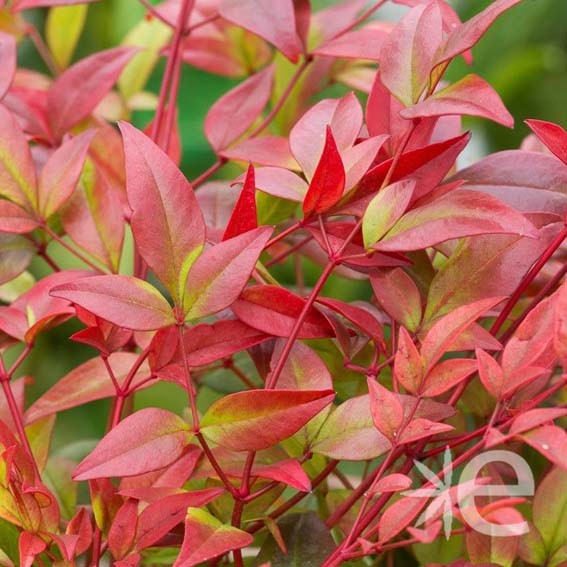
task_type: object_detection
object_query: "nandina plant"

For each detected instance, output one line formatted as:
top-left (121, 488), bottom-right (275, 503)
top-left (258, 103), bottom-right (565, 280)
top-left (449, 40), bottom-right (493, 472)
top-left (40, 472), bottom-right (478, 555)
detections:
top-left (0, 0), bottom-right (566, 565)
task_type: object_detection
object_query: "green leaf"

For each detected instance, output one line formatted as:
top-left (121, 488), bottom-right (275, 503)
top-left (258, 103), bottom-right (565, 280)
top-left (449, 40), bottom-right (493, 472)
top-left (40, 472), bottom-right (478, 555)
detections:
top-left (46, 4), bottom-right (88, 69)
top-left (533, 467), bottom-right (567, 558)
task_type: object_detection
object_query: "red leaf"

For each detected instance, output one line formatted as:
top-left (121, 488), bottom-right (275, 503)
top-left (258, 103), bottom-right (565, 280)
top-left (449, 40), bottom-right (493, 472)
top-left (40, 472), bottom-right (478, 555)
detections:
top-left (51, 275), bottom-right (175, 331)
top-left (184, 226), bottom-right (272, 319)
top-left (421, 358), bottom-right (478, 397)
top-left (200, 389), bottom-right (335, 451)
top-left (421, 297), bottom-right (505, 369)
top-left (303, 126), bottom-right (346, 216)
top-left (367, 377), bottom-right (404, 441)
top-left (174, 507), bottom-right (253, 567)
top-left (379, 2), bottom-right (443, 106)
top-left (0, 32), bottom-right (16, 99)
top-left (19, 532), bottom-right (47, 567)
top-left (38, 130), bottom-right (96, 219)
top-left (317, 297), bottom-right (385, 348)
top-left (342, 135), bottom-right (389, 191)
top-left (223, 163), bottom-right (257, 240)
top-left (526, 119), bottom-right (567, 165)
top-left (218, 0), bottom-right (301, 62)
top-left (108, 499), bottom-right (138, 560)
top-left (231, 285), bottom-right (334, 339)
top-left (204, 65), bottom-right (274, 151)
top-left (48, 47), bottom-right (137, 140)
top-left (290, 93), bottom-right (362, 180)
top-left (358, 132), bottom-right (470, 203)
top-left (74, 408), bottom-right (191, 480)
top-left (25, 353), bottom-right (150, 424)
top-left (401, 74), bottom-right (514, 128)
top-left (134, 489), bottom-right (224, 551)
top-left (119, 122), bottom-right (205, 304)
top-left (375, 189), bottom-right (539, 252)
top-left (180, 320), bottom-right (269, 367)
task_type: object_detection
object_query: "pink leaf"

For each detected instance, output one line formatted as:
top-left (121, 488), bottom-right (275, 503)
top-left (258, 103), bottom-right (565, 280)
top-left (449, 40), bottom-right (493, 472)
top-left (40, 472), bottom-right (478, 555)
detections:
top-left (0, 200), bottom-right (39, 234)
top-left (223, 163), bottom-right (257, 240)
top-left (38, 130), bottom-right (96, 219)
top-left (509, 408), bottom-right (567, 436)
top-left (421, 297), bottom-right (505, 369)
top-left (174, 507), bottom-right (253, 567)
top-left (218, 0), bottom-right (301, 62)
top-left (204, 65), bottom-right (274, 151)
top-left (48, 47), bottom-right (137, 140)
top-left (19, 532), bottom-right (47, 567)
top-left (254, 459), bottom-right (311, 492)
top-left (200, 389), bottom-right (335, 451)
top-left (219, 135), bottom-right (299, 170)
top-left (526, 119), bottom-right (567, 165)
top-left (119, 122), bottom-right (205, 305)
top-left (378, 495), bottom-right (429, 543)
top-left (250, 166), bottom-right (308, 202)
top-left (302, 126), bottom-right (346, 217)
top-left (313, 24), bottom-right (391, 61)
top-left (379, 1), bottom-right (443, 106)
top-left (367, 377), bottom-right (404, 441)
top-left (375, 189), bottom-right (539, 252)
top-left (371, 269), bottom-right (423, 332)
top-left (476, 348), bottom-right (504, 399)
top-left (401, 74), bottom-right (513, 128)
top-left (555, 282), bottom-right (567, 368)
top-left (432, 0), bottom-right (523, 74)
top-left (51, 275), bottom-right (175, 331)
top-left (12, 0), bottom-right (98, 10)
top-left (394, 327), bottom-right (423, 395)
top-left (108, 499), bottom-right (138, 560)
top-left (342, 135), bottom-right (389, 191)
top-left (0, 32), bottom-right (16, 99)
top-left (520, 425), bottom-right (567, 471)
top-left (25, 353), bottom-right (150, 424)
top-left (74, 408), bottom-right (191, 480)
top-left (232, 285), bottom-right (334, 339)
top-left (184, 226), bottom-right (272, 319)
top-left (398, 417), bottom-right (453, 444)
top-left (370, 473), bottom-right (413, 496)
top-left (312, 395), bottom-right (392, 461)
top-left (290, 93), bottom-right (362, 180)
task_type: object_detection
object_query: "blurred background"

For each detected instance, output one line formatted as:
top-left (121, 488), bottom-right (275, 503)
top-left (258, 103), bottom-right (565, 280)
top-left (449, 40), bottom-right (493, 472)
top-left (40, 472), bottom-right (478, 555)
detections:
top-left (6, 0), bottom-right (566, 450)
